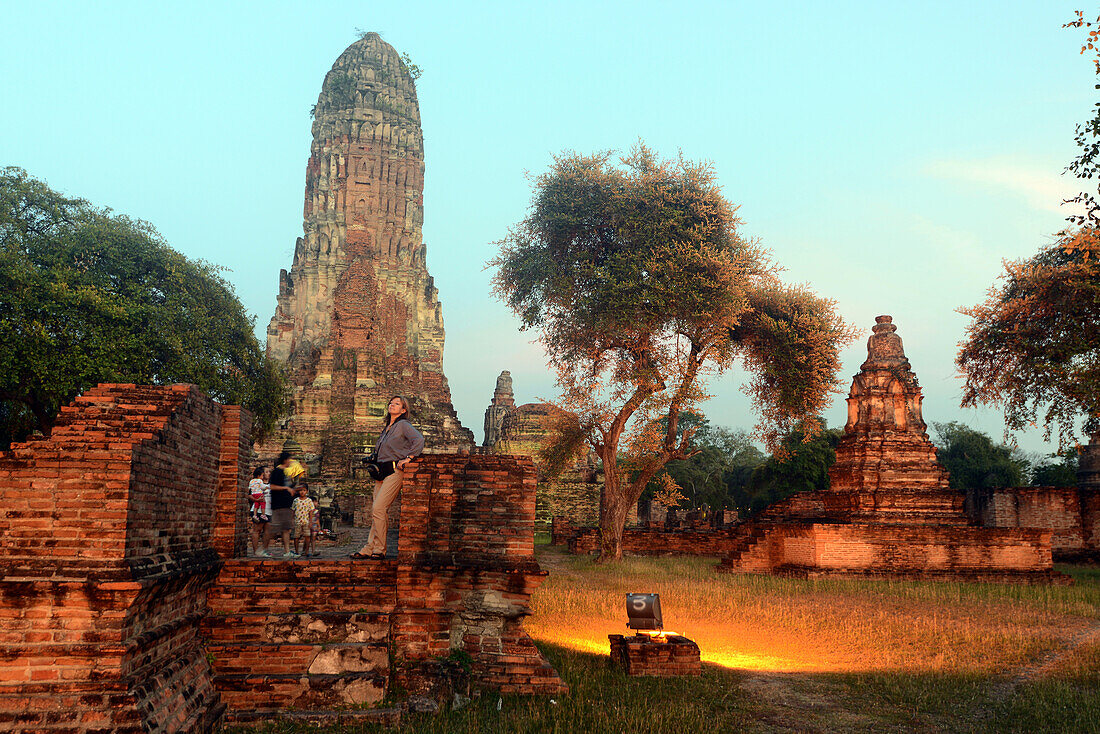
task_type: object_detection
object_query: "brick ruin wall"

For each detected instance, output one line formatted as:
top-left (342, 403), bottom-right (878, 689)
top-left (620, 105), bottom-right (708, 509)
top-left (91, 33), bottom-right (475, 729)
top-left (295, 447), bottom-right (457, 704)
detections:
top-left (0, 384), bottom-right (248, 733)
top-left (550, 517), bottom-right (742, 557)
top-left (537, 480), bottom-right (603, 530)
top-left (718, 522), bottom-right (1066, 583)
top-left (0, 385), bottom-right (563, 733)
top-left (974, 486), bottom-right (1100, 561)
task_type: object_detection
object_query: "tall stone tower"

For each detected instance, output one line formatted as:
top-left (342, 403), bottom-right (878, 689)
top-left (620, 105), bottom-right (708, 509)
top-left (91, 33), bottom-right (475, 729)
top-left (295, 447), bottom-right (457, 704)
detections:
top-left (266, 33), bottom-right (474, 457)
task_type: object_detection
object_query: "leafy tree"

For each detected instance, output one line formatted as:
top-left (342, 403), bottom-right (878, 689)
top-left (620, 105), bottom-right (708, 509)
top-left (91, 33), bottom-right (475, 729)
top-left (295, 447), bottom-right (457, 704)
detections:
top-left (0, 167), bottom-right (287, 448)
top-left (956, 232), bottom-right (1100, 450)
top-left (648, 413), bottom-right (764, 511)
top-left (932, 422), bottom-right (1028, 493)
top-left (1030, 451), bottom-right (1079, 487)
top-left (491, 145), bottom-right (852, 560)
top-left (744, 420), bottom-right (841, 515)
top-left (957, 16), bottom-right (1100, 449)
top-left (1063, 11), bottom-right (1100, 227)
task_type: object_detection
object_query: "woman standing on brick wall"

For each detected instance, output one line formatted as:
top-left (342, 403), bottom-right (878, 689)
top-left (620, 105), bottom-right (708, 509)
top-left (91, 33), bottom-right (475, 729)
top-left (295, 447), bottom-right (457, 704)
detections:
top-left (350, 396), bottom-right (424, 559)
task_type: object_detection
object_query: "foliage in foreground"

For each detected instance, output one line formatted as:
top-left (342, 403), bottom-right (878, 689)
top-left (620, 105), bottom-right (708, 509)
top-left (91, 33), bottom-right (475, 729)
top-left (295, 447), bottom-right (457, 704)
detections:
top-left (956, 229), bottom-right (1100, 450)
top-left (491, 144), bottom-right (853, 560)
top-left (744, 419), bottom-right (841, 514)
top-left (0, 167), bottom-right (287, 447)
top-left (642, 412), bottom-right (765, 512)
top-left (932, 421), bottom-right (1029, 493)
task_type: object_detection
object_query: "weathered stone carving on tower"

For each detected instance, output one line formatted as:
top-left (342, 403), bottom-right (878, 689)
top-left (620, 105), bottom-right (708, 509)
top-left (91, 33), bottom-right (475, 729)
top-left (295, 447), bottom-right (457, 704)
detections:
top-left (266, 33), bottom-right (474, 455)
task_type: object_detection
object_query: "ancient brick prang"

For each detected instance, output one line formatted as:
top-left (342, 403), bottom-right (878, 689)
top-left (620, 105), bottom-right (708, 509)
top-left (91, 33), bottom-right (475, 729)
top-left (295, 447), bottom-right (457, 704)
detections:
top-left (266, 32), bottom-right (473, 459)
top-left (719, 316), bottom-right (1062, 583)
top-left (0, 384), bottom-right (251, 733)
top-left (482, 371), bottom-right (515, 449)
top-left (829, 315), bottom-right (950, 496)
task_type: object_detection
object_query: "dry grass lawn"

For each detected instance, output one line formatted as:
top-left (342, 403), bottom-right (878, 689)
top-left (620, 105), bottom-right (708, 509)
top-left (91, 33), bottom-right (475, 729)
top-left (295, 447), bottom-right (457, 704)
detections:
top-left (233, 546), bottom-right (1100, 733)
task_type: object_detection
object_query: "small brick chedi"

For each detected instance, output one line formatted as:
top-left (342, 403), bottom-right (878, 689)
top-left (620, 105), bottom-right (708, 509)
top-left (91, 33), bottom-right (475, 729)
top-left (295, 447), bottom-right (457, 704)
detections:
top-left (0, 385), bottom-right (563, 733)
top-left (265, 32), bottom-right (473, 457)
top-left (720, 316), bottom-right (1062, 582)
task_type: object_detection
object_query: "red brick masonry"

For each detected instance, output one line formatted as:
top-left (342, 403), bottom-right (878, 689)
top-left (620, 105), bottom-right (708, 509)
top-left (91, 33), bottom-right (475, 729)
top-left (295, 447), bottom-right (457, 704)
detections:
top-left (608, 634), bottom-right (701, 677)
top-left (551, 517), bottom-right (740, 557)
top-left (0, 384), bottom-right (241, 732)
top-left (0, 385), bottom-right (564, 733)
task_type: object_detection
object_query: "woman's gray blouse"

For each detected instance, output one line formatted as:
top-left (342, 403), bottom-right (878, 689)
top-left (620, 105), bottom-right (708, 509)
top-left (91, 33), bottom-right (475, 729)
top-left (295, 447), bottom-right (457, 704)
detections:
top-left (375, 419), bottom-right (425, 463)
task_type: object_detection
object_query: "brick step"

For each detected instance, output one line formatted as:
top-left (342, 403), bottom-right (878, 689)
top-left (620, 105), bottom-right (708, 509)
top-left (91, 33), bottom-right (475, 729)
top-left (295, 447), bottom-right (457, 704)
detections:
top-left (0, 686), bottom-right (143, 732)
top-left (201, 611), bottom-right (390, 644)
top-left (478, 661), bottom-right (570, 694)
top-left (215, 672), bottom-right (388, 711)
top-left (774, 564), bottom-right (1075, 584)
top-left (206, 584), bottom-right (396, 614)
top-left (206, 642), bottom-right (389, 676)
top-left (216, 558), bottom-right (397, 585)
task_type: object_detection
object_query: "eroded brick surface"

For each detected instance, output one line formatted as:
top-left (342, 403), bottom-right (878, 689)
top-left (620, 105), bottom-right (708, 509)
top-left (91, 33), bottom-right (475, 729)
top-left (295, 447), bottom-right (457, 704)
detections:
top-left (552, 517), bottom-right (741, 556)
top-left (975, 485), bottom-right (1100, 561)
top-left (0, 384), bottom-right (249, 732)
top-left (608, 635), bottom-right (701, 677)
top-left (210, 453), bottom-right (566, 722)
top-left (2, 386), bottom-right (564, 731)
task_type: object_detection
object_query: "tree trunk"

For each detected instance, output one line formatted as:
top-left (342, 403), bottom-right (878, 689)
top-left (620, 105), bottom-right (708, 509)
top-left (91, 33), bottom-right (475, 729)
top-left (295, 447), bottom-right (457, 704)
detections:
top-left (597, 449), bottom-right (632, 562)
top-left (598, 485), bottom-right (634, 562)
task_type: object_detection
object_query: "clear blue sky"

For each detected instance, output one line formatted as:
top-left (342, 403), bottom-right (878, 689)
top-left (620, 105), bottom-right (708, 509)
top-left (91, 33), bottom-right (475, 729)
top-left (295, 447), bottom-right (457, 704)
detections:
top-left (1, 1), bottom-right (1092, 453)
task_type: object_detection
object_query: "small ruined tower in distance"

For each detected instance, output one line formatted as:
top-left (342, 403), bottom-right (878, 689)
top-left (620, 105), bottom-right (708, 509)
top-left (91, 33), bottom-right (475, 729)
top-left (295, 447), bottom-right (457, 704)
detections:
top-left (266, 32), bottom-right (474, 455)
top-left (483, 371), bottom-right (515, 448)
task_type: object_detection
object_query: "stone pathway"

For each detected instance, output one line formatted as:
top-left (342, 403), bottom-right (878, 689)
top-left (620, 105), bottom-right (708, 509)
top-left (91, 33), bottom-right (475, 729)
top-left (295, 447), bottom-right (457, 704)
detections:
top-left (242, 524), bottom-right (399, 560)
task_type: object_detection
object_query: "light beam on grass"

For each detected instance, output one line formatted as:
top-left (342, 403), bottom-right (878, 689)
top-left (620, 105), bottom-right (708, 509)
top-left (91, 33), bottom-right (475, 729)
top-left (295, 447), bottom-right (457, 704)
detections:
top-left (530, 621), bottom-right (839, 673)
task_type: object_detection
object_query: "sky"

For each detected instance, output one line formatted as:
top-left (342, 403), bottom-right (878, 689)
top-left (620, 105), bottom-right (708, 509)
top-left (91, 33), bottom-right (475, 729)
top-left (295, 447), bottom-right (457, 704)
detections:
top-left (1, 1), bottom-right (1093, 455)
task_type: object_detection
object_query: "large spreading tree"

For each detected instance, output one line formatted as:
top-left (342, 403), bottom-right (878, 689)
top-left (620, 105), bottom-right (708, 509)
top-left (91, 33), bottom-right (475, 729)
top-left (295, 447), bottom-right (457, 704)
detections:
top-left (0, 167), bottom-right (287, 448)
top-left (957, 14), bottom-right (1100, 450)
top-left (491, 145), bottom-right (852, 561)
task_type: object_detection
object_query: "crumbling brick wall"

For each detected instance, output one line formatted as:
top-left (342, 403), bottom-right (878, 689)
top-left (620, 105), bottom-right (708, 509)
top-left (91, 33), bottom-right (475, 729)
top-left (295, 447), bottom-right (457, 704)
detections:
top-left (0, 384), bottom-right (250, 733)
top-left (551, 517), bottom-right (741, 557)
top-left (718, 522), bottom-right (1065, 583)
top-left (1, 385), bottom-right (563, 732)
top-left (976, 486), bottom-right (1100, 560)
